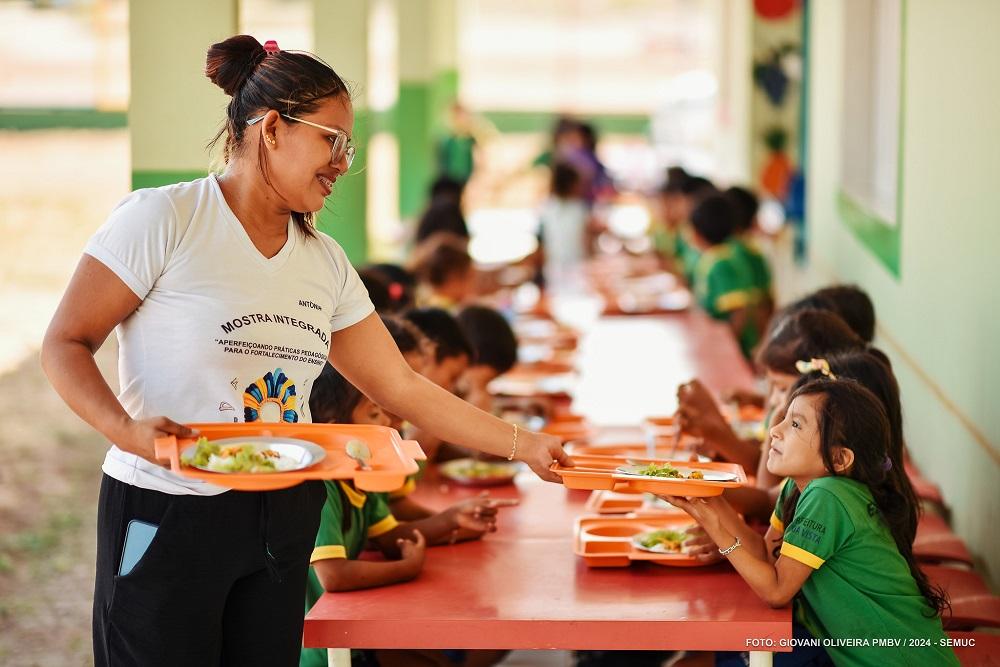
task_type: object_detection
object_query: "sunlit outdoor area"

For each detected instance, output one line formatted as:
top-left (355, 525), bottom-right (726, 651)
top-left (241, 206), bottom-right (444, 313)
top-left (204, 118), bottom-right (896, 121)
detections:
top-left (1, 0), bottom-right (998, 665)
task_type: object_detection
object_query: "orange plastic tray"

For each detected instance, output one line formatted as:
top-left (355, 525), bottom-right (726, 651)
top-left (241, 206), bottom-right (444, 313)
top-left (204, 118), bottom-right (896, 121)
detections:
top-left (541, 419), bottom-right (595, 443)
top-left (551, 454), bottom-right (746, 497)
top-left (583, 489), bottom-right (695, 516)
top-left (736, 404), bottom-right (766, 422)
top-left (642, 415), bottom-right (679, 437)
top-left (154, 423), bottom-right (426, 492)
top-left (583, 489), bottom-right (644, 514)
top-left (574, 516), bottom-right (703, 568)
top-left (489, 371), bottom-right (576, 399)
top-left (513, 318), bottom-right (580, 351)
top-left (566, 439), bottom-right (703, 459)
top-left (514, 359), bottom-right (576, 375)
top-left (548, 412), bottom-right (587, 424)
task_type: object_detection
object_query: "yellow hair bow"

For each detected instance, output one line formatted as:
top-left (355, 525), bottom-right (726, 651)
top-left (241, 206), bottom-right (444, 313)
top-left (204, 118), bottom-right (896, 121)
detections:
top-left (795, 358), bottom-right (837, 379)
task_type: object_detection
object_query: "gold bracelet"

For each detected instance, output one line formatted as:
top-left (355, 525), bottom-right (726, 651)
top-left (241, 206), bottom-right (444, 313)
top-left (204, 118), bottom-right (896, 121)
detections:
top-left (507, 423), bottom-right (519, 461)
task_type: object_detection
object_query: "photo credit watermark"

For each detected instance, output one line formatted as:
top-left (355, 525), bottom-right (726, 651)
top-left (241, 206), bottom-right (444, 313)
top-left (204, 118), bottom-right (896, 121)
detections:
top-left (745, 637), bottom-right (975, 648)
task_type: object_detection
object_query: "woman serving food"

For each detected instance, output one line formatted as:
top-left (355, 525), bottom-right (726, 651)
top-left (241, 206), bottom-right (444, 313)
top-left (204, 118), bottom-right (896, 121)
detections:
top-left (41, 35), bottom-right (570, 667)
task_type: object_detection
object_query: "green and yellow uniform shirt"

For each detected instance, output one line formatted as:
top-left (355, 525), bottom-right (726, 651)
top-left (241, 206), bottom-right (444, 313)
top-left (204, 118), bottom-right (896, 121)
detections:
top-left (675, 223), bottom-right (702, 285)
top-left (692, 243), bottom-right (761, 356)
top-left (728, 235), bottom-right (772, 298)
top-left (772, 478), bottom-right (958, 667)
top-left (651, 224), bottom-right (679, 260)
top-left (415, 286), bottom-right (459, 313)
top-left (301, 481), bottom-right (399, 667)
top-left (388, 478), bottom-right (417, 500)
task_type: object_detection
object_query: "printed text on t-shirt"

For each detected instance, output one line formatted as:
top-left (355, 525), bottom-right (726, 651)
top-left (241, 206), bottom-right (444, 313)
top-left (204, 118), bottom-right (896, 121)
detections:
top-left (219, 312), bottom-right (329, 345)
top-left (215, 339), bottom-right (328, 366)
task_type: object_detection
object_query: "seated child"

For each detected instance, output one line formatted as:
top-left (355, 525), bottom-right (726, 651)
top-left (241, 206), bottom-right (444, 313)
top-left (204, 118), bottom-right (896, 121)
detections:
top-left (688, 193), bottom-right (761, 357)
top-left (455, 305), bottom-right (518, 413)
top-left (790, 351), bottom-right (919, 543)
top-left (796, 285), bottom-right (875, 343)
top-left (538, 161), bottom-right (590, 282)
top-left (303, 362), bottom-right (514, 667)
top-left (663, 378), bottom-right (957, 667)
top-left (357, 267), bottom-right (393, 314)
top-left (651, 166), bottom-right (690, 265)
top-left (402, 308), bottom-right (474, 461)
top-left (415, 177), bottom-right (469, 245)
top-left (410, 305), bottom-right (522, 464)
top-left (724, 186), bottom-right (773, 328)
top-left (682, 348), bottom-right (912, 564)
top-left (402, 307), bottom-right (473, 393)
top-left (379, 315), bottom-right (434, 521)
top-left (723, 283), bottom-right (878, 409)
top-left (677, 309), bottom-right (866, 514)
top-left (674, 175), bottom-right (716, 283)
top-left (363, 263), bottom-right (417, 313)
top-left (411, 232), bottom-right (475, 310)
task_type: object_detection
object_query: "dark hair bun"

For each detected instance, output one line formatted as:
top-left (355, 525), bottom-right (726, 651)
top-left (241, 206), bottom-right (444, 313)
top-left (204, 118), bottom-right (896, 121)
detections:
top-left (205, 34), bottom-right (266, 96)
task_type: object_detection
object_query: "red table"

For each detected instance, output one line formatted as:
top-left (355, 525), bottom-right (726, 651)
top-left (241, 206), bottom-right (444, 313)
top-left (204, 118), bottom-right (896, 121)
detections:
top-left (305, 312), bottom-right (791, 665)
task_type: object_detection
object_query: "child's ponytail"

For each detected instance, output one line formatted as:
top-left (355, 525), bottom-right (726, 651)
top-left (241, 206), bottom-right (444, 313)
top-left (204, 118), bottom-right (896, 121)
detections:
top-left (869, 465), bottom-right (950, 618)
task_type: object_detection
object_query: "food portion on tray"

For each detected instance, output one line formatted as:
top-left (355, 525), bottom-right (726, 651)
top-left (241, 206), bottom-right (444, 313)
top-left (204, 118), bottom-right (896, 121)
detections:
top-left (619, 462), bottom-right (705, 480)
top-left (182, 437), bottom-right (321, 473)
top-left (615, 462), bottom-right (738, 483)
top-left (439, 458), bottom-right (521, 487)
top-left (574, 516), bottom-right (705, 567)
top-left (156, 423), bottom-right (425, 492)
top-left (632, 527), bottom-right (694, 554)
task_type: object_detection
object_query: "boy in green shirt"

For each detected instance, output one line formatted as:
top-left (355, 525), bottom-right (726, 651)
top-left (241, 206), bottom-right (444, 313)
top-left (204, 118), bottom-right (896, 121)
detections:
top-left (726, 186), bottom-right (774, 330)
top-left (303, 362), bottom-right (514, 667)
top-left (689, 194), bottom-right (763, 357)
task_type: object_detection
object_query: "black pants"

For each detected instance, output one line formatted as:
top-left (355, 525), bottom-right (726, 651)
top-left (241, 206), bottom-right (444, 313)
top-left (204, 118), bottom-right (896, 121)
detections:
top-left (93, 474), bottom-right (326, 667)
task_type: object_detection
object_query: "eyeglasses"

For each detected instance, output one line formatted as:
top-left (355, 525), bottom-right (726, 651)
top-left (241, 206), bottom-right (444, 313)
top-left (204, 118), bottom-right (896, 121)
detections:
top-left (247, 113), bottom-right (356, 169)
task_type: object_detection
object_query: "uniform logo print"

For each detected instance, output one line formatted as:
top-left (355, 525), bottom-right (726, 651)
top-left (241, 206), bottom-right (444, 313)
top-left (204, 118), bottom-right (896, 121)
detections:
top-left (243, 368), bottom-right (298, 423)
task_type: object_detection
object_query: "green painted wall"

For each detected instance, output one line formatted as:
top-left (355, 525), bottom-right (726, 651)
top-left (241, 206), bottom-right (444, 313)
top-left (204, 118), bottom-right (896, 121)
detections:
top-left (313, 0), bottom-right (369, 265)
top-left (807, 0), bottom-right (1000, 582)
top-left (0, 108), bottom-right (126, 130)
top-left (316, 110), bottom-right (368, 264)
top-left (128, 0), bottom-right (236, 174)
top-left (131, 170), bottom-right (206, 191)
top-left (480, 110), bottom-right (650, 136)
top-left (397, 82), bottom-right (433, 219)
top-left (130, 158), bottom-right (369, 265)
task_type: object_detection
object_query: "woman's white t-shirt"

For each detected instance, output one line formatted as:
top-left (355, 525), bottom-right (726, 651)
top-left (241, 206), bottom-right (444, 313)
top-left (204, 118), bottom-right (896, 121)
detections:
top-left (84, 175), bottom-right (374, 495)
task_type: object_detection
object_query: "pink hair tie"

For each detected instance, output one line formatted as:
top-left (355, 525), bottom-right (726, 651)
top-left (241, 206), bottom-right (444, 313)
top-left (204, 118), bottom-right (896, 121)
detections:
top-left (263, 40), bottom-right (280, 54)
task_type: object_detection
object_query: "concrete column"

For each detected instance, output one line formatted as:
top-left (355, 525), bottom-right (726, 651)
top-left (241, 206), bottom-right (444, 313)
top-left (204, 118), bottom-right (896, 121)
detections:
top-left (428, 0), bottom-right (459, 138)
top-left (396, 0), bottom-right (459, 220)
top-left (396, 0), bottom-right (433, 220)
top-left (314, 0), bottom-right (370, 263)
top-left (129, 0), bottom-right (238, 189)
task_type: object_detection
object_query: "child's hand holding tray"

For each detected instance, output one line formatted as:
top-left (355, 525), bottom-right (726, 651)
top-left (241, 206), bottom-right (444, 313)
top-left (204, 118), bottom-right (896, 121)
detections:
top-left (550, 454), bottom-right (745, 497)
